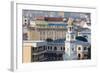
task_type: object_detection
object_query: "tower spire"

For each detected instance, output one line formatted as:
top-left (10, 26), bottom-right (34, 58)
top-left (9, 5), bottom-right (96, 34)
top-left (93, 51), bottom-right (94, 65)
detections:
top-left (64, 17), bottom-right (77, 60)
top-left (67, 17), bottom-right (74, 26)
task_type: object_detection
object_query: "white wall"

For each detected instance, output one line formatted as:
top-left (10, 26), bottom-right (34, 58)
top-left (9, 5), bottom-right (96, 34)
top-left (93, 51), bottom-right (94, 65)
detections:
top-left (0, 0), bottom-right (100, 73)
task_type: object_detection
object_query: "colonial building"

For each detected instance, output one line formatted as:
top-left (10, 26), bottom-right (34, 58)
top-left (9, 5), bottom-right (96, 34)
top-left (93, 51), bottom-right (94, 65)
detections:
top-left (45, 39), bottom-right (65, 61)
top-left (64, 19), bottom-right (91, 60)
top-left (22, 16), bottom-right (91, 63)
top-left (23, 16), bottom-right (67, 41)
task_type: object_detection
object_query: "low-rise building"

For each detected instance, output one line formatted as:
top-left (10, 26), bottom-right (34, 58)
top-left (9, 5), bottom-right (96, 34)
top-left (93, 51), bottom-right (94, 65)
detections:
top-left (23, 40), bottom-right (47, 63)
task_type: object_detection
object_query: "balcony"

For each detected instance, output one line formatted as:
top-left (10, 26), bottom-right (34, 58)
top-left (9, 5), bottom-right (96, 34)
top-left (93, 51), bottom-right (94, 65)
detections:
top-left (32, 50), bottom-right (47, 55)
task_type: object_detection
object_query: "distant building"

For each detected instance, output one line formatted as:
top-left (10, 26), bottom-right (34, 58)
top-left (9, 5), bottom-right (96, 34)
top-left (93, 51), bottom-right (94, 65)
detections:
top-left (23, 17), bottom-right (67, 41)
top-left (22, 17), bottom-right (91, 63)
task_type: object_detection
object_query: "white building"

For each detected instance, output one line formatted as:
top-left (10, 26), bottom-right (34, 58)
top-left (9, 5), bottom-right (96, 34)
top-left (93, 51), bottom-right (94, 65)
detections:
top-left (64, 21), bottom-right (91, 60)
top-left (64, 23), bottom-right (77, 60)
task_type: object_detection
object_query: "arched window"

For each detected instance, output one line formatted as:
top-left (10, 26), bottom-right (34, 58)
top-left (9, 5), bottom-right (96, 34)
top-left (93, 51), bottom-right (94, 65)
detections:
top-left (71, 35), bottom-right (74, 39)
top-left (72, 48), bottom-right (74, 51)
top-left (78, 47), bottom-right (81, 50)
top-left (69, 27), bottom-right (72, 31)
top-left (54, 47), bottom-right (57, 51)
top-left (63, 47), bottom-right (65, 51)
top-left (48, 46), bottom-right (50, 50)
top-left (25, 19), bottom-right (27, 22)
top-left (84, 47), bottom-right (87, 50)
top-left (61, 47), bottom-right (62, 50)
top-left (23, 33), bottom-right (28, 40)
top-left (84, 54), bottom-right (87, 57)
top-left (78, 54), bottom-right (81, 58)
top-left (50, 46), bottom-right (52, 50)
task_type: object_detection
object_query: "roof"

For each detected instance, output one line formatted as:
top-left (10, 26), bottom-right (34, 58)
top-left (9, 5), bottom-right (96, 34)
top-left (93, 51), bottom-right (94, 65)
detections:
top-left (48, 23), bottom-right (67, 26)
top-left (80, 28), bottom-right (91, 33)
top-left (75, 40), bottom-right (90, 46)
top-left (76, 36), bottom-right (88, 42)
top-left (45, 17), bottom-right (63, 21)
top-left (53, 39), bottom-right (65, 43)
top-left (73, 25), bottom-right (91, 32)
top-left (23, 40), bottom-right (46, 43)
top-left (48, 21), bottom-right (66, 24)
top-left (47, 39), bottom-right (65, 45)
top-left (65, 40), bottom-right (90, 46)
top-left (23, 40), bottom-right (47, 47)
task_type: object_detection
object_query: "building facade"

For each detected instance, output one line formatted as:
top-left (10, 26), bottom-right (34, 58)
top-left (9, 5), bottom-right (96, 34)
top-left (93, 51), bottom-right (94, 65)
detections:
top-left (23, 41), bottom-right (47, 63)
top-left (22, 16), bottom-right (91, 63)
top-left (64, 21), bottom-right (91, 60)
top-left (23, 16), bottom-right (67, 41)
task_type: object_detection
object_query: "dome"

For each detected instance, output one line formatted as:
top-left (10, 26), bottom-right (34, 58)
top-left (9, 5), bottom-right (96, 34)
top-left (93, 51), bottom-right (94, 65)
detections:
top-left (76, 36), bottom-right (88, 42)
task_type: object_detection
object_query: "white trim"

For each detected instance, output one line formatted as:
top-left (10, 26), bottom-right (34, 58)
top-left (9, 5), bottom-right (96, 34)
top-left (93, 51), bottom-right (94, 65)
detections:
top-left (11, 1), bottom-right (17, 71)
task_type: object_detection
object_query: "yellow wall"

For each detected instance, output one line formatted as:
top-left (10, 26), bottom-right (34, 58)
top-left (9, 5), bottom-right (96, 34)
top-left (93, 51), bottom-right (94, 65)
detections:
top-left (22, 46), bottom-right (31, 63)
top-left (27, 30), bottom-right (40, 40)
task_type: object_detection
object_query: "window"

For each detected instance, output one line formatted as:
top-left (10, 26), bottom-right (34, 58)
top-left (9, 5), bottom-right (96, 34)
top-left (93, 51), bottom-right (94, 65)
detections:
top-left (84, 54), bottom-right (87, 57)
top-left (84, 47), bottom-right (87, 50)
top-left (63, 47), bottom-right (65, 51)
top-left (54, 47), bottom-right (57, 51)
top-left (72, 48), bottom-right (74, 51)
top-left (48, 46), bottom-right (49, 49)
top-left (48, 46), bottom-right (50, 50)
top-left (40, 31), bottom-right (42, 35)
top-left (78, 54), bottom-right (81, 58)
top-left (23, 33), bottom-right (28, 40)
top-left (50, 46), bottom-right (52, 50)
top-left (32, 47), bottom-right (34, 51)
top-left (25, 19), bottom-right (27, 22)
top-left (78, 47), bottom-right (81, 50)
top-left (71, 35), bottom-right (74, 39)
top-left (25, 23), bottom-right (27, 26)
top-left (43, 31), bottom-right (45, 35)
top-left (45, 46), bottom-right (47, 50)
top-left (48, 31), bottom-right (50, 35)
top-left (69, 27), bottom-right (72, 31)
top-left (61, 47), bottom-right (62, 50)
top-left (32, 47), bottom-right (38, 52)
